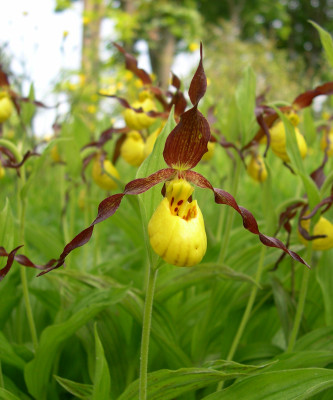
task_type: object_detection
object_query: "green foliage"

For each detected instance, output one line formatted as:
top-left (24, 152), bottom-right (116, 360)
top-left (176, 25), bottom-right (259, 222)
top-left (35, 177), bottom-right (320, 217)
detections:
top-left (2, 13), bottom-right (333, 400)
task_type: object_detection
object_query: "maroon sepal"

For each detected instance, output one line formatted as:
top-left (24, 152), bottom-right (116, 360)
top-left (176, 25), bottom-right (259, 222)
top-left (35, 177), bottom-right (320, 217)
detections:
top-left (2, 150), bottom-right (39, 169)
top-left (185, 170), bottom-right (310, 268)
top-left (163, 107), bottom-right (210, 169)
top-left (124, 168), bottom-right (175, 195)
top-left (112, 134), bottom-right (128, 164)
top-left (101, 94), bottom-right (168, 118)
top-left (166, 91), bottom-right (186, 118)
top-left (82, 126), bottom-right (129, 150)
top-left (310, 154), bottom-right (328, 189)
top-left (301, 194), bottom-right (333, 221)
top-left (242, 105), bottom-right (291, 152)
top-left (0, 147), bottom-right (17, 164)
top-left (275, 201), bottom-right (304, 236)
top-left (298, 205), bottom-right (328, 241)
top-left (113, 42), bottom-right (152, 85)
top-left (293, 82), bottom-right (333, 109)
top-left (171, 73), bottom-right (181, 90)
top-left (188, 43), bottom-right (207, 106)
top-left (219, 135), bottom-right (245, 164)
top-left (0, 245), bottom-right (59, 279)
top-left (0, 246), bottom-right (23, 281)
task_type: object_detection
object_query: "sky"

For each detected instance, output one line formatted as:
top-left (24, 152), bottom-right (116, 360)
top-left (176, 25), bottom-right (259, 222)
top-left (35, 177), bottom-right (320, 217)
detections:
top-left (0, 0), bottom-right (197, 136)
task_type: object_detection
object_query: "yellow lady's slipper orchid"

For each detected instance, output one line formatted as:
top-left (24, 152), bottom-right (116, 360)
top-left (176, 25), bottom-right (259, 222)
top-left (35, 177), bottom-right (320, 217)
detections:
top-left (0, 92), bottom-right (14, 123)
top-left (320, 131), bottom-right (333, 156)
top-left (268, 112), bottom-right (307, 162)
top-left (92, 158), bottom-right (120, 190)
top-left (201, 141), bottom-right (215, 161)
top-left (123, 91), bottom-right (157, 130)
top-left (247, 154), bottom-right (267, 182)
top-left (121, 131), bottom-right (145, 166)
top-left (299, 216), bottom-right (333, 250)
top-left (148, 179), bottom-right (207, 267)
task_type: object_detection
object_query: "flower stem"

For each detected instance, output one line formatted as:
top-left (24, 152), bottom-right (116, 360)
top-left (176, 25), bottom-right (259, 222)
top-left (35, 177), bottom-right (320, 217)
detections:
top-left (139, 265), bottom-right (158, 400)
top-left (216, 246), bottom-right (266, 392)
top-left (227, 246), bottom-right (266, 361)
top-left (18, 167), bottom-right (38, 352)
top-left (287, 245), bottom-right (312, 352)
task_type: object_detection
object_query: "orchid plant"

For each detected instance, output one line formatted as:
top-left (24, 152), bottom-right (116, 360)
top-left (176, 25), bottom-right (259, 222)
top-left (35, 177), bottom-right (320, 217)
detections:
top-left (0, 45), bottom-right (309, 281)
top-left (0, 44), bottom-right (318, 400)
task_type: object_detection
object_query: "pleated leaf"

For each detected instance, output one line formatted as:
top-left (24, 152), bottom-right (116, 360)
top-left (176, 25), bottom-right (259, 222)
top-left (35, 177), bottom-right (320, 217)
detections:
top-left (117, 363), bottom-right (266, 400)
top-left (24, 287), bottom-right (128, 400)
top-left (92, 324), bottom-right (111, 400)
top-left (310, 21), bottom-right (333, 69)
top-left (54, 376), bottom-right (93, 400)
top-left (203, 368), bottom-right (333, 400)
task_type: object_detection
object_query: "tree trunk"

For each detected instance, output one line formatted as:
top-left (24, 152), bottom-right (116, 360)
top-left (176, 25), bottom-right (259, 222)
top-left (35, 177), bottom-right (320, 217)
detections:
top-left (149, 29), bottom-right (176, 91)
top-left (81, 0), bottom-right (104, 94)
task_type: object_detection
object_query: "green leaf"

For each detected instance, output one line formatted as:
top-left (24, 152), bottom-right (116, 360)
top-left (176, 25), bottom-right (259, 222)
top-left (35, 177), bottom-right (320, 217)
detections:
top-left (59, 124), bottom-right (82, 179)
top-left (92, 324), bottom-right (111, 400)
top-left (268, 351), bottom-right (333, 371)
top-left (310, 21), bottom-right (333, 68)
top-left (235, 66), bottom-right (256, 145)
top-left (0, 332), bottom-right (25, 369)
top-left (117, 364), bottom-right (265, 400)
top-left (271, 277), bottom-right (295, 346)
top-left (203, 368), bottom-right (333, 400)
top-left (20, 84), bottom-right (36, 126)
top-left (24, 287), bottom-right (128, 400)
top-left (295, 327), bottom-right (333, 352)
top-left (302, 108), bottom-right (317, 146)
top-left (0, 388), bottom-right (21, 400)
top-left (316, 253), bottom-right (333, 325)
top-left (54, 376), bottom-right (93, 399)
top-left (298, 171), bottom-right (321, 211)
top-left (0, 198), bottom-right (14, 269)
top-left (156, 263), bottom-right (260, 303)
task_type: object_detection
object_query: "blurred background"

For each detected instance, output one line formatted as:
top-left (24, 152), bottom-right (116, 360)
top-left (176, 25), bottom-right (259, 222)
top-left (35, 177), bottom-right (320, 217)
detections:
top-left (1, 0), bottom-right (333, 136)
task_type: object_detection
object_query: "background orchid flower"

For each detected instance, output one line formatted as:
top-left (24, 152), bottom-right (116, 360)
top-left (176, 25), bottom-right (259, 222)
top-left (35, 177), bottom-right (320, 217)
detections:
top-left (0, 45), bottom-right (310, 281)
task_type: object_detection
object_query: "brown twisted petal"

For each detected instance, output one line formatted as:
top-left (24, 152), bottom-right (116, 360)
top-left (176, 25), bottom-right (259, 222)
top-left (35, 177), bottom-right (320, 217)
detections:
top-left (163, 107), bottom-right (210, 170)
top-left (113, 42), bottom-right (152, 85)
top-left (0, 169), bottom-right (176, 279)
top-left (100, 94), bottom-right (167, 119)
top-left (293, 82), bottom-right (333, 109)
top-left (185, 170), bottom-right (310, 268)
top-left (0, 246), bottom-right (23, 281)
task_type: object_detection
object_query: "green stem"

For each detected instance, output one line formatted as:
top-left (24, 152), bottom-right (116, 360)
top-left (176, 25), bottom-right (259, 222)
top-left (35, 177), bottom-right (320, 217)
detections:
top-left (139, 265), bottom-right (158, 400)
top-left (227, 246), bottom-right (266, 361)
top-left (216, 247), bottom-right (266, 392)
top-left (287, 246), bottom-right (312, 352)
top-left (18, 167), bottom-right (38, 352)
top-left (217, 157), bottom-right (242, 263)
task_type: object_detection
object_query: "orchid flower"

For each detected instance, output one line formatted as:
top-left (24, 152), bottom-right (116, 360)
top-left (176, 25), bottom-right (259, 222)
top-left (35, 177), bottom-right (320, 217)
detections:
top-left (0, 45), bottom-right (310, 281)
